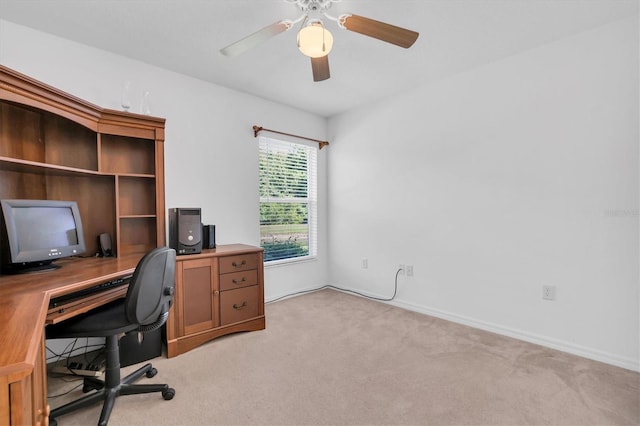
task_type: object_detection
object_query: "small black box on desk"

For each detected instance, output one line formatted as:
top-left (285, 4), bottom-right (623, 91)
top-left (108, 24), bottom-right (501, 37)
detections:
top-left (202, 224), bottom-right (216, 249)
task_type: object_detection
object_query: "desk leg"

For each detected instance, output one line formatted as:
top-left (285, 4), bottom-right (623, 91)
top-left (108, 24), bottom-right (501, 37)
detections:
top-left (0, 375), bottom-right (9, 425)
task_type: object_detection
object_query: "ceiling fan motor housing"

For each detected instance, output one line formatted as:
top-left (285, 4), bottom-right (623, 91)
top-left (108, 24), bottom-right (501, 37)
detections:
top-left (292, 0), bottom-right (335, 13)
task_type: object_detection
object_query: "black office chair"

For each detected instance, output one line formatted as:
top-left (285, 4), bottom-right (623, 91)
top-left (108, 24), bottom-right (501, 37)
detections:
top-left (47, 247), bottom-right (177, 426)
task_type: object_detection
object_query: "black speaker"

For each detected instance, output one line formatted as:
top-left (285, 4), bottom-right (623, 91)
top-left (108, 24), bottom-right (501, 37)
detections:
top-left (168, 208), bottom-right (202, 255)
top-left (202, 224), bottom-right (216, 249)
top-left (98, 233), bottom-right (113, 257)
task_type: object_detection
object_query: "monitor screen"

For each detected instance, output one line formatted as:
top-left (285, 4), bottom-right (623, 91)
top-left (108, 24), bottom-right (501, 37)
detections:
top-left (0, 199), bottom-right (87, 274)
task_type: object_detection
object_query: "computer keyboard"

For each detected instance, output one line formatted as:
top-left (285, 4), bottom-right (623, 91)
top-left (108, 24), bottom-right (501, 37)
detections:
top-left (49, 275), bottom-right (132, 308)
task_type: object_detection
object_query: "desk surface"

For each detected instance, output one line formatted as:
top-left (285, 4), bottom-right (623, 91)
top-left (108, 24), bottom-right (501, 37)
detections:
top-left (0, 253), bottom-right (142, 379)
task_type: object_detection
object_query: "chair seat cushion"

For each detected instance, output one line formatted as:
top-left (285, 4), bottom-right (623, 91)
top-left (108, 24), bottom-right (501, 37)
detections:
top-left (46, 299), bottom-right (139, 338)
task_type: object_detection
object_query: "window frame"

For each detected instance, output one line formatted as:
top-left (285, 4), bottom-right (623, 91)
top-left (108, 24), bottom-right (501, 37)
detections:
top-left (258, 135), bottom-right (318, 264)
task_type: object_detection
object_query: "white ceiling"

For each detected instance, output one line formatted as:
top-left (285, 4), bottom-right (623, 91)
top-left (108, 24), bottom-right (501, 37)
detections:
top-left (0, 0), bottom-right (637, 117)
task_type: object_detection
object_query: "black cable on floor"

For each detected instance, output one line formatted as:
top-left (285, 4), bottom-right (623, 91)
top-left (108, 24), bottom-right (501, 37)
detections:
top-left (266, 268), bottom-right (402, 304)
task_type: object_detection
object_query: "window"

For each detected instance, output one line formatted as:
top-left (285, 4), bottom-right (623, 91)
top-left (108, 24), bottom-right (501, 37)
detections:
top-left (259, 136), bottom-right (317, 263)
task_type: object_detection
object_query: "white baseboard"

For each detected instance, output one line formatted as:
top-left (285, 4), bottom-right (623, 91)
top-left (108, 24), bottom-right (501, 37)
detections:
top-left (390, 298), bottom-right (640, 373)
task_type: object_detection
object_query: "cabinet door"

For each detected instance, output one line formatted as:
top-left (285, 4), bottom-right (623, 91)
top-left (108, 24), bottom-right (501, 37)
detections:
top-left (177, 258), bottom-right (219, 335)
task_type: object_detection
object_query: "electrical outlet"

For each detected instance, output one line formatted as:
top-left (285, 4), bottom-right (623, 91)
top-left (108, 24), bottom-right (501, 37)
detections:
top-left (542, 285), bottom-right (556, 301)
top-left (362, 258), bottom-right (368, 269)
top-left (398, 264), bottom-right (405, 275)
top-left (406, 265), bottom-right (413, 277)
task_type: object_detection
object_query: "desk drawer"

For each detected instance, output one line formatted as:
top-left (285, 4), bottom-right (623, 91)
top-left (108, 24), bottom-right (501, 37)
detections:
top-left (219, 253), bottom-right (259, 274)
top-left (220, 269), bottom-right (258, 291)
top-left (220, 285), bottom-right (260, 326)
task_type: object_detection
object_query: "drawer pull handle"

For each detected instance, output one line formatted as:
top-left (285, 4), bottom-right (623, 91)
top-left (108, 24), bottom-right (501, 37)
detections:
top-left (233, 301), bottom-right (248, 310)
top-left (232, 277), bottom-right (247, 285)
top-left (232, 260), bottom-right (247, 268)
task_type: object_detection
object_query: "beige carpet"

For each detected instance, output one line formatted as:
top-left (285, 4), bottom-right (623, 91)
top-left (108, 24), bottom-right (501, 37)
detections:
top-left (48, 289), bottom-right (639, 425)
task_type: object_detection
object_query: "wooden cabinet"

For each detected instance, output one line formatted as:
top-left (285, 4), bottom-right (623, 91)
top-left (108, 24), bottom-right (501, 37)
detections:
top-left (166, 244), bottom-right (265, 358)
top-left (0, 65), bottom-right (166, 257)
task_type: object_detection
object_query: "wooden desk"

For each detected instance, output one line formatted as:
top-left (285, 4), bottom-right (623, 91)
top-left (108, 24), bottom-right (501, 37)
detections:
top-left (0, 253), bottom-right (143, 426)
top-left (0, 244), bottom-right (266, 425)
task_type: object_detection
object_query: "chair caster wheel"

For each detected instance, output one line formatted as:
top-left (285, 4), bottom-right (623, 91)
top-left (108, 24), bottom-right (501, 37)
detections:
top-left (82, 384), bottom-right (93, 393)
top-left (146, 367), bottom-right (157, 378)
top-left (162, 388), bottom-right (175, 400)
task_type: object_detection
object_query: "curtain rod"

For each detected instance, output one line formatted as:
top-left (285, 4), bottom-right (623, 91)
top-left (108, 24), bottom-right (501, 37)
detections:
top-left (253, 125), bottom-right (329, 150)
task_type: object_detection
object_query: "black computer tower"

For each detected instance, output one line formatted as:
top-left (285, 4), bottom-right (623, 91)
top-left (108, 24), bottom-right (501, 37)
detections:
top-left (119, 327), bottom-right (162, 367)
top-left (168, 208), bottom-right (202, 255)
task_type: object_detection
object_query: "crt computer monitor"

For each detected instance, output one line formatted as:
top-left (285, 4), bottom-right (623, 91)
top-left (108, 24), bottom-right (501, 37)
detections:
top-left (0, 199), bottom-right (87, 274)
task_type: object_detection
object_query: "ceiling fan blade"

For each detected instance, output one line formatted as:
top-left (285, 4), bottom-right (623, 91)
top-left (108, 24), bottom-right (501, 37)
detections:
top-left (220, 20), bottom-right (292, 57)
top-left (311, 56), bottom-right (330, 82)
top-left (341, 14), bottom-right (419, 48)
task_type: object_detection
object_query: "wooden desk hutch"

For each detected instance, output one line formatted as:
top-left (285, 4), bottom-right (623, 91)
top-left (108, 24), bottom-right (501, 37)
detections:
top-left (0, 65), bottom-right (265, 425)
top-left (0, 64), bottom-right (167, 425)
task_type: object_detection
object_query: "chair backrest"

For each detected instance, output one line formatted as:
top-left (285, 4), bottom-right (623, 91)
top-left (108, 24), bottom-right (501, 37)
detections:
top-left (124, 247), bottom-right (176, 327)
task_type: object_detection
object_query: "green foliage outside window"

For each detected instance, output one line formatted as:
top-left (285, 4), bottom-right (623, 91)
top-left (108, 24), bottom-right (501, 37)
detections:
top-left (259, 145), bottom-right (311, 261)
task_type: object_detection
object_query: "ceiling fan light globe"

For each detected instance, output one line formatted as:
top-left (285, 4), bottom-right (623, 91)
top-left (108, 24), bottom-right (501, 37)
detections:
top-left (297, 23), bottom-right (333, 58)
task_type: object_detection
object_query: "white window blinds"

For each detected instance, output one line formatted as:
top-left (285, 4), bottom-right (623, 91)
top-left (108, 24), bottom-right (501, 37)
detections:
top-left (259, 136), bottom-right (317, 262)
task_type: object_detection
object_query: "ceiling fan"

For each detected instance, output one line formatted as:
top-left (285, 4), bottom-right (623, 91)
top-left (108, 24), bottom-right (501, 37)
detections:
top-left (219, 0), bottom-right (419, 82)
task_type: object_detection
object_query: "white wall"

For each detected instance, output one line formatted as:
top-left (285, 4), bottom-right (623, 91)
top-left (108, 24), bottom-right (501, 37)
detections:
top-left (0, 19), bottom-right (329, 301)
top-left (328, 16), bottom-right (639, 371)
